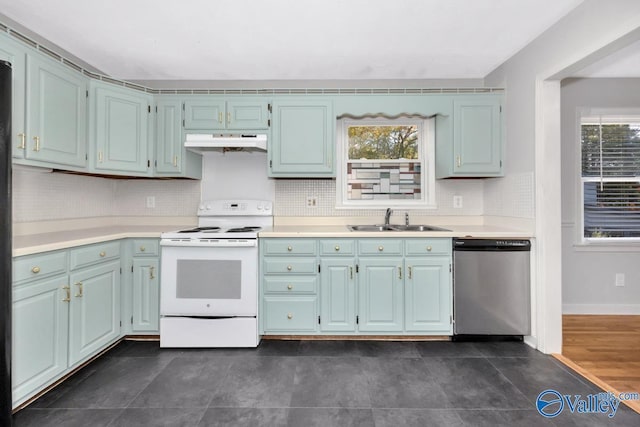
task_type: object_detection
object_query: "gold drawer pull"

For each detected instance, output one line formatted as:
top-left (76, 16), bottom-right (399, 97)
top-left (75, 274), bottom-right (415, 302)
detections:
top-left (398, 266), bottom-right (402, 279)
top-left (335, 245), bottom-right (340, 251)
top-left (140, 246), bottom-right (146, 252)
top-left (218, 112), bottom-right (223, 124)
top-left (287, 284), bottom-right (293, 290)
top-left (99, 251), bottom-right (106, 257)
top-left (378, 246), bottom-right (384, 251)
top-left (287, 246), bottom-right (293, 251)
top-left (62, 285), bottom-right (71, 302)
top-left (75, 282), bottom-right (83, 298)
top-left (32, 136), bottom-right (40, 152)
top-left (17, 132), bottom-right (26, 149)
top-left (427, 246), bottom-right (432, 252)
top-left (150, 266), bottom-right (155, 280)
top-left (31, 266), bottom-right (41, 274)
top-left (173, 155), bottom-right (178, 167)
top-left (408, 266), bottom-right (412, 279)
top-left (287, 265), bottom-right (292, 271)
top-left (227, 112), bottom-right (231, 124)
top-left (287, 313), bottom-right (293, 319)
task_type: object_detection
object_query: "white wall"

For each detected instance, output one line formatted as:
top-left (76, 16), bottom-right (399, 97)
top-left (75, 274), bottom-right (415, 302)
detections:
top-left (485, 0), bottom-right (640, 353)
top-left (561, 78), bottom-right (640, 314)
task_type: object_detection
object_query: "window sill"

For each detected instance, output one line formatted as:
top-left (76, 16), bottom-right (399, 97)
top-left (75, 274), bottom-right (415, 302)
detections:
top-left (572, 241), bottom-right (640, 252)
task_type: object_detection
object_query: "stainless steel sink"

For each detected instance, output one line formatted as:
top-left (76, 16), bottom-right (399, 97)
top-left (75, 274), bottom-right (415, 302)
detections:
top-left (347, 224), bottom-right (450, 232)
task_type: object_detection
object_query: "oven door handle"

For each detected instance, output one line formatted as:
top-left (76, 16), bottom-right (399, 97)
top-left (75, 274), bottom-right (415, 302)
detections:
top-left (160, 239), bottom-right (258, 248)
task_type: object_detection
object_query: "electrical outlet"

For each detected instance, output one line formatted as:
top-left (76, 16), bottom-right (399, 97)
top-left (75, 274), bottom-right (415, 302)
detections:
top-left (306, 196), bottom-right (318, 208)
top-left (146, 196), bottom-right (156, 208)
top-left (453, 195), bottom-right (463, 209)
top-left (615, 273), bottom-right (625, 287)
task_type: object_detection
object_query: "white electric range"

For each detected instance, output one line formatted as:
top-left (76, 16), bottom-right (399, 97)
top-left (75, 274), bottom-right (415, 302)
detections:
top-left (159, 199), bottom-right (272, 348)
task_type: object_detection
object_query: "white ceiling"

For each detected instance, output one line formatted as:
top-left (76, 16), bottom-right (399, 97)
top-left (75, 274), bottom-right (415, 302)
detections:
top-left (0, 0), bottom-right (587, 81)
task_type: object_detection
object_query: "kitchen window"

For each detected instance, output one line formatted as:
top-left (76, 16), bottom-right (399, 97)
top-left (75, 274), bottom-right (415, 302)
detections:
top-left (336, 116), bottom-right (435, 208)
top-left (580, 113), bottom-right (640, 240)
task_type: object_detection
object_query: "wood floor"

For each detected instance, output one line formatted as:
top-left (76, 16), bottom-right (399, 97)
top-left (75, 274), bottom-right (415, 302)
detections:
top-left (560, 315), bottom-right (640, 413)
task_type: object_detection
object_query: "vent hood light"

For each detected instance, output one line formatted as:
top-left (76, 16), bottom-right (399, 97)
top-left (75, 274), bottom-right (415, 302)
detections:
top-left (185, 133), bottom-right (268, 153)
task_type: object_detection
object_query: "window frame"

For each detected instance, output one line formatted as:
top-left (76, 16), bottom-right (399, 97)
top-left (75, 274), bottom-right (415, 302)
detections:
top-left (577, 108), bottom-right (640, 244)
top-left (335, 116), bottom-right (436, 209)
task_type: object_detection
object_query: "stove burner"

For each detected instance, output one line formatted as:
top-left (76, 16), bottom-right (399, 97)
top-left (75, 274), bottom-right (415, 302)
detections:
top-left (178, 226), bottom-right (221, 233)
top-left (226, 226), bottom-right (262, 233)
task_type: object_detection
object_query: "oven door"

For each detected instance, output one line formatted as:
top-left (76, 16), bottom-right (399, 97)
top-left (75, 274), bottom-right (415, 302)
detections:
top-left (160, 240), bottom-right (257, 316)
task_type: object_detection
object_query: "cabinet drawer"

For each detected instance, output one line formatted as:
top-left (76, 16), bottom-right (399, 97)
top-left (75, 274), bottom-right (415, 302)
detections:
top-left (264, 276), bottom-right (317, 294)
top-left (262, 239), bottom-right (317, 256)
top-left (319, 239), bottom-right (355, 256)
top-left (263, 258), bottom-right (317, 274)
top-left (69, 241), bottom-right (120, 271)
top-left (405, 239), bottom-right (451, 255)
top-left (358, 239), bottom-right (403, 255)
top-left (263, 297), bottom-right (317, 332)
top-left (13, 251), bottom-right (68, 285)
top-left (133, 239), bottom-right (159, 256)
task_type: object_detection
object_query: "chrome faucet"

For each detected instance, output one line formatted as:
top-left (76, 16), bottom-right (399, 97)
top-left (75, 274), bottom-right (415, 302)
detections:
top-left (384, 208), bottom-right (392, 226)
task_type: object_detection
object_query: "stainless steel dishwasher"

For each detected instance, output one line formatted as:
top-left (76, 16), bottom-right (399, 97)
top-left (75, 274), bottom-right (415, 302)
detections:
top-left (453, 239), bottom-right (531, 337)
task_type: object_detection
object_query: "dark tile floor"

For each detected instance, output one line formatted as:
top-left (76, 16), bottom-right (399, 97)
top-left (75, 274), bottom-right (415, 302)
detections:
top-left (13, 340), bottom-right (640, 426)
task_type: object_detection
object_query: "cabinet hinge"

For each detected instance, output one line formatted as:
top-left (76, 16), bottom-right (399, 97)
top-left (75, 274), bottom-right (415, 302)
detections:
top-left (147, 160), bottom-right (151, 168)
top-left (268, 103), bottom-right (272, 113)
top-left (318, 316), bottom-right (321, 325)
top-left (500, 160), bottom-right (503, 167)
top-left (356, 315), bottom-right (359, 324)
top-left (356, 264), bottom-right (359, 273)
top-left (119, 321), bottom-right (122, 327)
top-left (85, 153), bottom-right (88, 160)
top-left (120, 267), bottom-right (122, 274)
top-left (182, 119), bottom-right (185, 127)
top-left (269, 160), bottom-right (272, 168)
top-left (148, 105), bottom-right (151, 113)
top-left (155, 106), bottom-right (158, 113)
top-left (318, 264), bottom-right (321, 273)
top-left (182, 102), bottom-right (185, 111)
top-left (86, 90), bottom-right (88, 98)
top-left (131, 316), bottom-right (134, 325)
top-left (155, 160), bottom-right (158, 167)
top-left (131, 265), bottom-right (134, 273)
top-left (449, 264), bottom-right (452, 273)
top-left (267, 119), bottom-right (271, 127)
top-left (500, 105), bottom-right (502, 113)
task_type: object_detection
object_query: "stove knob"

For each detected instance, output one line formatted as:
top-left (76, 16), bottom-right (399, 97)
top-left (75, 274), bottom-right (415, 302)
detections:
top-left (264, 204), bottom-right (271, 211)
top-left (198, 204), bottom-right (205, 211)
top-left (257, 204), bottom-right (263, 210)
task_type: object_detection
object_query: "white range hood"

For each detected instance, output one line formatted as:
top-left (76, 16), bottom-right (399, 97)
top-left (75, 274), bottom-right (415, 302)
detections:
top-left (185, 133), bottom-right (268, 153)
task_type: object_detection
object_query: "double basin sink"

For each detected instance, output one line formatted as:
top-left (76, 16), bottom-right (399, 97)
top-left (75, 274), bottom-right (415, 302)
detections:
top-left (348, 224), bottom-right (450, 232)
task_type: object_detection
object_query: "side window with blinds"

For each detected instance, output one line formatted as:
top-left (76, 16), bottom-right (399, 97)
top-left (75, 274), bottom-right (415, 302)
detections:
top-left (581, 115), bottom-right (640, 239)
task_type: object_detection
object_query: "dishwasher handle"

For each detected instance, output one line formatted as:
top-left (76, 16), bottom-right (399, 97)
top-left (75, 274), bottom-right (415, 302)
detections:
top-left (453, 239), bottom-right (531, 251)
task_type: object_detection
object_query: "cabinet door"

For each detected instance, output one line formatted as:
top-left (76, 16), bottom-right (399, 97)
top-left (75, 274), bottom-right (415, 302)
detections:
top-left (453, 97), bottom-right (502, 176)
top-left (27, 55), bottom-right (87, 167)
top-left (404, 257), bottom-right (452, 333)
top-left (357, 258), bottom-right (403, 332)
top-left (68, 261), bottom-right (121, 366)
top-left (93, 83), bottom-right (151, 173)
top-left (132, 258), bottom-right (159, 332)
top-left (183, 98), bottom-right (225, 130)
top-left (0, 34), bottom-right (27, 159)
top-left (270, 100), bottom-right (334, 177)
top-left (12, 275), bottom-right (69, 408)
top-left (226, 100), bottom-right (269, 129)
top-left (155, 98), bottom-right (183, 174)
top-left (320, 258), bottom-right (356, 332)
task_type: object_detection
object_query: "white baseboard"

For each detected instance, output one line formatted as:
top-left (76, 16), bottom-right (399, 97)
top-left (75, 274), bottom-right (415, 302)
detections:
top-left (563, 304), bottom-right (640, 315)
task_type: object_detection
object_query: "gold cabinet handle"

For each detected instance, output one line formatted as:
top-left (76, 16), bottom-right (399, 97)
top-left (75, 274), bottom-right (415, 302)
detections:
top-left (99, 251), bottom-right (106, 257)
top-left (17, 133), bottom-right (26, 149)
top-left (140, 246), bottom-right (146, 252)
top-left (408, 266), bottom-right (412, 279)
top-left (173, 155), bottom-right (178, 167)
top-left (287, 313), bottom-right (293, 319)
top-left (150, 266), bottom-right (155, 280)
top-left (378, 246), bottom-right (384, 252)
top-left (74, 282), bottom-right (83, 298)
top-left (32, 136), bottom-right (40, 152)
top-left (31, 266), bottom-right (41, 274)
top-left (427, 246), bottom-right (432, 252)
top-left (350, 266), bottom-right (353, 279)
top-left (456, 155), bottom-right (461, 168)
top-left (98, 151), bottom-right (103, 162)
top-left (287, 246), bottom-right (293, 252)
top-left (62, 285), bottom-right (71, 302)
top-left (398, 266), bottom-right (402, 279)
top-left (227, 111), bottom-right (231, 125)
top-left (287, 265), bottom-right (292, 271)
top-left (335, 245), bottom-right (340, 251)
top-left (218, 112), bottom-right (223, 124)
top-left (287, 284), bottom-right (293, 290)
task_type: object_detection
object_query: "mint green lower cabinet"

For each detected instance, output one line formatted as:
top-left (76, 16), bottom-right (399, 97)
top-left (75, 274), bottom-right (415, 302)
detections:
top-left (12, 275), bottom-right (69, 407)
top-left (68, 260), bottom-right (121, 367)
top-left (263, 296), bottom-right (317, 332)
top-left (319, 259), bottom-right (356, 332)
top-left (132, 258), bottom-right (159, 332)
top-left (357, 258), bottom-right (403, 332)
top-left (404, 257), bottom-right (452, 333)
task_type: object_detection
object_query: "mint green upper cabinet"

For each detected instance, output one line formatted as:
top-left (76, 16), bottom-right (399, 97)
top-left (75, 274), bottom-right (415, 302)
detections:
top-left (436, 95), bottom-right (503, 178)
top-left (155, 97), bottom-right (183, 174)
top-left (68, 260), bottom-right (121, 366)
top-left (26, 54), bottom-right (87, 168)
top-left (320, 258), bottom-right (356, 332)
top-left (12, 275), bottom-right (69, 407)
top-left (183, 98), bottom-right (269, 130)
top-left (404, 257), bottom-right (452, 333)
top-left (0, 34), bottom-right (27, 160)
top-left (91, 81), bottom-right (152, 175)
top-left (269, 99), bottom-right (334, 177)
top-left (357, 257), bottom-right (404, 332)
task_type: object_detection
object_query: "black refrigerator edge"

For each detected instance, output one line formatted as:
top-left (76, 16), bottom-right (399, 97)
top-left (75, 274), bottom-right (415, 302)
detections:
top-left (0, 60), bottom-right (12, 425)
